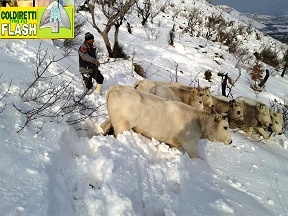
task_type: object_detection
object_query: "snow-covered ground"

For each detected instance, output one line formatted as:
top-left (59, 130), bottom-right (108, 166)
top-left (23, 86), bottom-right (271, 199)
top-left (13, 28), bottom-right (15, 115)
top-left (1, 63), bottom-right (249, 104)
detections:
top-left (1, 0), bottom-right (288, 215)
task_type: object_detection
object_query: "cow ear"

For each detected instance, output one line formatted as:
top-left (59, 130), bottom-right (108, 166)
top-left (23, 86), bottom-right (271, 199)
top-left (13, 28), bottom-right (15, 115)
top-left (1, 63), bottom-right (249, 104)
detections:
top-left (214, 115), bottom-right (222, 123)
top-left (257, 103), bottom-right (263, 110)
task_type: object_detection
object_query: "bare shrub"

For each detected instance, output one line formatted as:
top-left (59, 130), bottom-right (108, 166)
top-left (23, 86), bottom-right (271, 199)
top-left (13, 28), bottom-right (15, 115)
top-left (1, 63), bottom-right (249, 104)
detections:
top-left (183, 8), bottom-right (202, 36)
top-left (14, 42), bottom-right (103, 133)
top-left (136, 0), bottom-right (152, 26)
top-left (144, 22), bottom-right (162, 41)
top-left (255, 47), bottom-right (281, 68)
top-left (204, 69), bottom-right (212, 82)
top-left (133, 63), bottom-right (145, 78)
top-left (249, 62), bottom-right (263, 92)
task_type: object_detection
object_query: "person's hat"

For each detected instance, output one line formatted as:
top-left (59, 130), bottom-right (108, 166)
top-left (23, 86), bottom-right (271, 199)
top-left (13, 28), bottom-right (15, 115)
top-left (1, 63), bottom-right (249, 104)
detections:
top-left (85, 32), bottom-right (94, 41)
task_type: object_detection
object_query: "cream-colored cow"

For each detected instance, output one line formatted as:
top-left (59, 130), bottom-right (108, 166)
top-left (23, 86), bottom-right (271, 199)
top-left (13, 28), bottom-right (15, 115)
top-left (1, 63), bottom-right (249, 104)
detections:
top-left (149, 85), bottom-right (203, 110)
top-left (212, 95), bottom-right (244, 122)
top-left (233, 97), bottom-right (272, 139)
top-left (268, 110), bottom-right (283, 136)
top-left (106, 85), bottom-right (232, 158)
top-left (197, 87), bottom-right (214, 111)
top-left (134, 79), bottom-right (213, 110)
top-left (134, 79), bottom-right (180, 92)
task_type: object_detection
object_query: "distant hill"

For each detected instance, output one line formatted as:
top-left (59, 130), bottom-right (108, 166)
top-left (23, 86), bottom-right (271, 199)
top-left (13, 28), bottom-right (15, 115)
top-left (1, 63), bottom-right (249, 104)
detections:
top-left (245, 13), bottom-right (288, 43)
top-left (215, 5), bottom-right (288, 44)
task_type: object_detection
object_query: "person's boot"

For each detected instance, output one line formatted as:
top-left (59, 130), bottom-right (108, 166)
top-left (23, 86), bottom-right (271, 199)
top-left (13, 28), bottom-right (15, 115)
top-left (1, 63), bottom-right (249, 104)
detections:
top-left (95, 84), bottom-right (103, 95)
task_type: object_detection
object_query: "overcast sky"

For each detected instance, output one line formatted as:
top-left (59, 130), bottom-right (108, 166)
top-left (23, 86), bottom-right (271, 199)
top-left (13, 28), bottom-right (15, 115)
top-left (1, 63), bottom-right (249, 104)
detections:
top-left (211, 0), bottom-right (288, 16)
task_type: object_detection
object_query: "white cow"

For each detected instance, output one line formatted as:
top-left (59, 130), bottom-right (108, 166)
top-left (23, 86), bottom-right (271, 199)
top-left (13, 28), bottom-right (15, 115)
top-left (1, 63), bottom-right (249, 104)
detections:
top-left (106, 85), bottom-right (232, 158)
top-left (149, 85), bottom-right (203, 110)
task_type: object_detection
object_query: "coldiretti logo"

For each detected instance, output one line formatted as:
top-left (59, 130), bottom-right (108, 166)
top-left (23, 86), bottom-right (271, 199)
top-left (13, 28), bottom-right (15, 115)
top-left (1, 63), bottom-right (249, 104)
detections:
top-left (0, 8), bottom-right (38, 37)
top-left (0, 1), bottom-right (74, 39)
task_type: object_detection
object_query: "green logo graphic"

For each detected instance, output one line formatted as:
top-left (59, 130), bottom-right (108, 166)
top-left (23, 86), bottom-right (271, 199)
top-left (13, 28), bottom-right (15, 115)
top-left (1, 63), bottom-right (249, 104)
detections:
top-left (38, 1), bottom-right (74, 38)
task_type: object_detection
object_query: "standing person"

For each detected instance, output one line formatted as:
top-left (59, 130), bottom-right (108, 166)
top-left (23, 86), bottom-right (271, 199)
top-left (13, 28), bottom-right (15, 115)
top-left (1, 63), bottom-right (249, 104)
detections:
top-left (78, 32), bottom-right (104, 94)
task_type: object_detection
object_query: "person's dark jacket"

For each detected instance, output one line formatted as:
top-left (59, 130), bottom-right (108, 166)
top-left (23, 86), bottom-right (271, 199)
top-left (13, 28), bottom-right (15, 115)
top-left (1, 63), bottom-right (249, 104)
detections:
top-left (78, 42), bottom-right (98, 74)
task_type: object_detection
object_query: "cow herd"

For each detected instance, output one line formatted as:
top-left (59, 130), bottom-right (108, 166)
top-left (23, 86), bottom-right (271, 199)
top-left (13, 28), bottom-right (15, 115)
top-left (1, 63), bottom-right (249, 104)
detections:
top-left (101, 79), bottom-right (284, 158)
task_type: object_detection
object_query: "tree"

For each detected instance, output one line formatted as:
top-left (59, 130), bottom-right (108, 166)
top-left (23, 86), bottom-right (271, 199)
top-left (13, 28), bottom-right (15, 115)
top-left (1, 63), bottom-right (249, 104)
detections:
top-left (79, 0), bottom-right (137, 58)
top-left (136, 0), bottom-right (169, 25)
top-left (136, 0), bottom-right (151, 26)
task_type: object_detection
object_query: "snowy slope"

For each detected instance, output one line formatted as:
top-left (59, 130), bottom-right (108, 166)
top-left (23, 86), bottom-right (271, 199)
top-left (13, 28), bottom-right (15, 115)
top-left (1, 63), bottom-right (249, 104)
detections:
top-left (1, 0), bottom-right (288, 215)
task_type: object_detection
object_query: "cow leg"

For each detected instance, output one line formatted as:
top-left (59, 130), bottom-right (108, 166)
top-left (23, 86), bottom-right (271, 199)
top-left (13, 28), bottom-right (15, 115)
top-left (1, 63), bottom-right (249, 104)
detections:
top-left (181, 137), bottom-right (200, 158)
top-left (246, 127), bottom-right (254, 136)
top-left (255, 127), bottom-right (269, 139)
top-left (100, 118), bottom-right (113, 135)
top-left (112, 119), bottom-right (132, 137)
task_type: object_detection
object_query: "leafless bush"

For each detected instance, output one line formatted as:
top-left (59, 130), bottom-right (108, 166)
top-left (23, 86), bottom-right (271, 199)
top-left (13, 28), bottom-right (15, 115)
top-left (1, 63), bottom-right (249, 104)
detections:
top-left (133, 63), bottom-right (145, 78)
top-left (204, 69), bottom-right (212, 82)
top-left (254, 47), bottom-right (281, 68)
top-left (168, 60), bottom-right (183, 82)
top-left (14, 42), bottom-right (103, 133)
top-left (136, 0), bottom-right (152, 26)
top-left (249, 62), bottom-right (264, 92)
top-left (144, 22), bottom-right (162, 41)
top-left (205, 13), bottom-right (225, 40)
top-left (21, 42), bottom-right (71, 99)
top-left (245, 22), bottom-right (254, 35)
top-left (183, 8), bottom-right (202, 36)
top-left (150, 0), bottom-right (170, 23)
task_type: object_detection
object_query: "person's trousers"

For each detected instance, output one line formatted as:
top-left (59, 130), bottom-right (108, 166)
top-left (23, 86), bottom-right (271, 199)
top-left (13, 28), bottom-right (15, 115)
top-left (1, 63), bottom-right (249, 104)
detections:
top-left (82, 65), bottom-right (104, 90)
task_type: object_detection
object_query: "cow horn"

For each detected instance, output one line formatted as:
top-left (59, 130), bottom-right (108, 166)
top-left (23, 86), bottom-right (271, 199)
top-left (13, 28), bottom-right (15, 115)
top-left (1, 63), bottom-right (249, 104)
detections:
top-left (214, 113), bottom-right (227, 122)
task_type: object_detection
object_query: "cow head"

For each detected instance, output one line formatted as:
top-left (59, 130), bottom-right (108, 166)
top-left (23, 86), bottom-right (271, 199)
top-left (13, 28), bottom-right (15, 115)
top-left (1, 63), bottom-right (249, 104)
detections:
top-left (269, 110), bottom-right (283, 135)
top-left (255, 103), bottom-right (272, 127)
top-left (198, 87), bottom-right (213, 108)
top-left (229, 99), bottom-right (244, 121)
top-left (205, 113), bottom-right (232, 145)
top-left (188, 88), bottom-right (204, 110)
